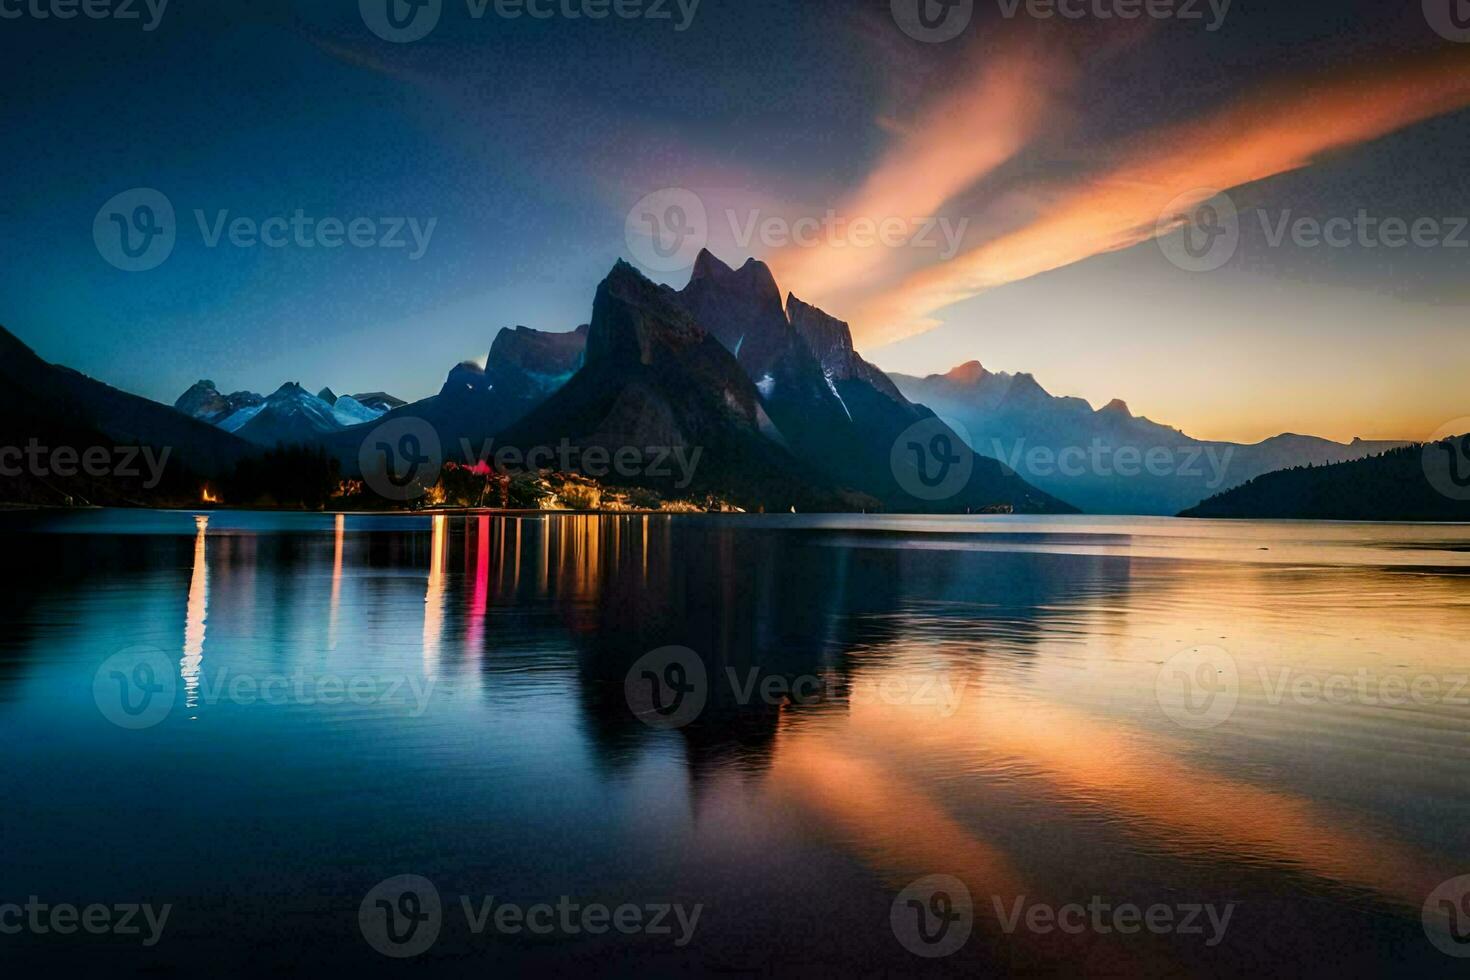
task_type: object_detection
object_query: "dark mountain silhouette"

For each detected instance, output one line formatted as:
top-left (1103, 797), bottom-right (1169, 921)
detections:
top-left (893, 363), bottom-right (1408, 515)
top-left (0, 325), bottom-right (247, 477)
top-left (675, 251), bottom-right (859, 487)
top-left (500, 260), bottom-right (849, 509)
top-left (346, 322), bottom-right (590, 457)
top-left (1181, 440), bottom-right (1470, 521)
top-left (659, 251), bottom-right (1069, 512)
top-left (498, 260), bottom-right (1072, 513)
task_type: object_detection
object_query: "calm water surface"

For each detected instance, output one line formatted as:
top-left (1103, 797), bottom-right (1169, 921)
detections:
top-left (2, 510), bottom-right (1468, 976)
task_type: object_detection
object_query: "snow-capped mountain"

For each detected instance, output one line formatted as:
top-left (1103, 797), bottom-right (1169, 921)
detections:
top-left (177, 380), bottom-right (398, 447)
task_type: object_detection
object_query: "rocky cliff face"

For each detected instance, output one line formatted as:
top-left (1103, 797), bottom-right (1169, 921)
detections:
top-left (175, 380), bottom-right (264, 424)
top-left (786, 294), bottom-right (906, 403)
top-left (487, 324), bottom-right (587, 397)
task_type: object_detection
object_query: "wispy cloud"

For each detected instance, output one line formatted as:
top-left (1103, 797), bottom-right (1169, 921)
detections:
top-left (846, 47), bottom-right (1470, 347)
top-left (768, 35), bottom-right (1075, 303)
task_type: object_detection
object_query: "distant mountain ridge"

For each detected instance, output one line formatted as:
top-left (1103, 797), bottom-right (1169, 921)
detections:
top-left (892, 362), bottom-right (1409, 515)
top-left (176, 379), bottom-right (399, 446)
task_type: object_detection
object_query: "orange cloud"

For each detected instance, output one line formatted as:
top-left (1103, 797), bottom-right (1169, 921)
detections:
top-left (848, 46), bottom-right (1470, 347)
top-left (768, 36), bottom-right (1075, 305)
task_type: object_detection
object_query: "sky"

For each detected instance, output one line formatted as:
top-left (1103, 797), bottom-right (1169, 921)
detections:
top-left (1, 0), bottom-right (1467, 443)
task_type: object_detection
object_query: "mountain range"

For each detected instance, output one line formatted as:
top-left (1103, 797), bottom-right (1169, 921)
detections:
top-left (0, 251), bottom-right (1446, 517)
top-left (892, 363), bottom-right (1409, 515)
top-left (343, 255), bottom-right (1070, 513)
top-left (175, 380), bottom-right (406, 445)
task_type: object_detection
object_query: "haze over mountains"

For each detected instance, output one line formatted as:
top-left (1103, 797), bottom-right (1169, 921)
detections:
top-left (892, 362), bottom-right (1408, 515)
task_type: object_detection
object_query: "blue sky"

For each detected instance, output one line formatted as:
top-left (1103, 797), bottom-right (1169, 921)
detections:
top-left (2, 0), bottom-right (1466, 441)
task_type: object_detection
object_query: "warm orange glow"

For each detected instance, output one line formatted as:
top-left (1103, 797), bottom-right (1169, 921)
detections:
top-left (201, 486), bottom-right (219, 504)
top-left (181, 515), bottom-right (209, 714)
top-left (423, 514), bottom-right (447, 674)
top-left (847, 47), bottom-right (1470, 346)
top-left (842, 684), bottom-right (1447, 909)
top-left (328, 513), bottom-right (344, 652)
top-left (769, 38), bottom-right (1067, 306)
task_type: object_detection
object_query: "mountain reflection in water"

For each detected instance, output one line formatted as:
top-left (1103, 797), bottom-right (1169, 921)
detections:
top-left (0, 511), bottom-right (1467, 976)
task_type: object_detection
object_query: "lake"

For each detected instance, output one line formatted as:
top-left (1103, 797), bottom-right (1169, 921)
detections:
top-left (1, 510), bottom-right (1468, 976)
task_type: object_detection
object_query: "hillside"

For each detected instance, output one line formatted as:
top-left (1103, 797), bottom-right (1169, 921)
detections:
top-left (1181, 440), bottom-right (1470, 521)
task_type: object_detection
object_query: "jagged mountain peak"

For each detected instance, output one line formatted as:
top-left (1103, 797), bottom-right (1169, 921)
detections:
top-left (690, 248), bottom-right (735, 282)
top-left (1099, 398), bottom-right (1132, 417)
top-left (589, 260), bottom-right (710, 368)
top-left (685, 250), bottom-right (782, 306)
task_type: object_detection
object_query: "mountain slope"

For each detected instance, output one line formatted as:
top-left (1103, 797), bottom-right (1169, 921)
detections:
top-left (500, 261), bottom-right (841, 509)
top-left (1181, 440), bottom-right (1470, 521)
top-left (500, 261), bottom-right (1072, 513)
top-left (0, 324), bottom-right (249, 491)
top-left (667, 251), bottom-right (1071, 513)
top-left (234, 383), bottom-right (346, 447)
top-left (342, 323), bottom-right (591, 464)
top-left (676, 252), bottom-right (869, 491)
top-left (176, 380), bottom-right (264, 424)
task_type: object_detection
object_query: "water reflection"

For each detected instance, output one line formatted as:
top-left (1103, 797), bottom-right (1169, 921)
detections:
top-left (327, 513), bottom-right (343, 652)
top-left (1, 511), bottom-right (1467, 974)
top-left (181, 514), bottom-right (209, 715)
top-left (423, 513), bottom-right (447, 675)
